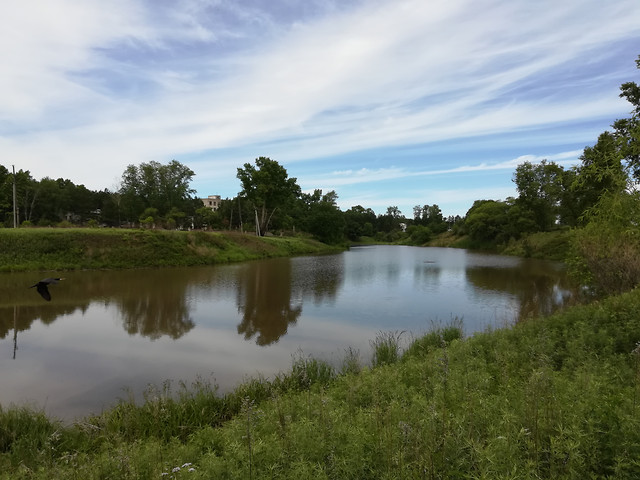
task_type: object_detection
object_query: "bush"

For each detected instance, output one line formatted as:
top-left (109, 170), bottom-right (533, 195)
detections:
top-left (571, 191), bottom-right (640, 295)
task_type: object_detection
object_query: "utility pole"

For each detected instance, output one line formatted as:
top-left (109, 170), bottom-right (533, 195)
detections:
top-left (12, 165), bottom-right (17, 228)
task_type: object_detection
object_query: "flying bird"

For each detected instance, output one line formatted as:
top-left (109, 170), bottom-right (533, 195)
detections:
top-left (30, 277), bottom-right (64, 301)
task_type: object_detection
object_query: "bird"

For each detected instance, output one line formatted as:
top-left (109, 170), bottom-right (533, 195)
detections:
top-left (30, 277), bottom-right (64, 301)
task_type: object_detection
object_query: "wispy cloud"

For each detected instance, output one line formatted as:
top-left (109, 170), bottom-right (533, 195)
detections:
top-left (0, 0), bottom-right (638, 215)
top-left (304, 150), bottom-right (583, 188)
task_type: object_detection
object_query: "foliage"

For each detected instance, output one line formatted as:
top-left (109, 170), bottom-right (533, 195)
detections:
top-left (293, 189), bottom-right (346, 244)
top-left (571, 131), bottom-right (627, 221)
top-left (463, 199), bottom-right (513, 243)
top-left (413, 203), bottom-right (447, 234)
top-left (343, 205), bottom-right (377, 241)
top-left (570, 190), bottom-right (640, 295)
top-left (613, 55), bottom-right (640, 179)
top-left (119, 160), bottom-right (197, 227)
top-left (236, 157), bottom-right (301, 236)
top-left (513, 160), bottom-right (566, 231)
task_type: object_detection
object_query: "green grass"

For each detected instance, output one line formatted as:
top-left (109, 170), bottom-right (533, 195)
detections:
top-left (2, 290), bottom-right (640, 478)
top-left (0, 228), bottom-right (342, 272)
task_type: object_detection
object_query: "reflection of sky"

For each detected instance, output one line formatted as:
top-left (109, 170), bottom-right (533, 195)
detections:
top-left (1, 246), bottom-right (572, 421)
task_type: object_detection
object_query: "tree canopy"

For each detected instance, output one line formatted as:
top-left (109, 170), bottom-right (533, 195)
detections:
top-left (236, 157), bottom-right (301, 236)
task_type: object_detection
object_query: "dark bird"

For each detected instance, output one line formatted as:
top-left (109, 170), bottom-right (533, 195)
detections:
top-left (30, 277), bottom-right (64, 301)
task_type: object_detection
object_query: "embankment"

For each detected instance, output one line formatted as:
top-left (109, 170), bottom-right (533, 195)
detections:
top-left (0, 228), bottom-right (342, 272)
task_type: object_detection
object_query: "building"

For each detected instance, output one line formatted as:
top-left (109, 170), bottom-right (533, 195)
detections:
top-left (201, 195), bottom-right (221, 211)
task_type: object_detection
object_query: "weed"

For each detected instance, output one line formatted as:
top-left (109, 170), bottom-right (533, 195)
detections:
top-left (371, 330), bottom-right (404, 367)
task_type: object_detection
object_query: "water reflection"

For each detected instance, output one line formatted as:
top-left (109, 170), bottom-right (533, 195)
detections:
top-left (465, 260), bottom-right (573, 320)
top-left (110, 271), bottom-right (196, 340)
top-left (291, 254), bottom-right (344, 305)
top-left (0, 246), bottom-right (580, 421)
top-left (0, 248), bottom-right (576, 349)
top-left (236, 259), bottom-right (302, 345)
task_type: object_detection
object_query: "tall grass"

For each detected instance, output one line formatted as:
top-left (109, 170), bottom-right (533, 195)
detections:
top-left (2, 290), bottom-right (640, 478)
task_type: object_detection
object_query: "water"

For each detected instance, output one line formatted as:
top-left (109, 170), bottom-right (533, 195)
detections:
top-left (0, 245), bottom-right (574, 420)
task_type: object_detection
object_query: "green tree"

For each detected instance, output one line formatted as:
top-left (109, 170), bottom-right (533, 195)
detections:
top-left (13, 169), bottom-right (38, 224)
top-left (236, 157), bottom-right (301, 236)
top-left (119, 160), bottom-right (196, 225)
top-left (572, 131), bottom-right (626, 221)
top-left (377, 206), bottom-right (404, 234)
top-left (613, 55), bottom-right (640, 178)
top-left (344, 205), bottom-right (377, 240)
top-left (297, 189), bottom-right (345, 244)
top-left (513, 160), bottom-right (565, 231)
top-left (464, 200), bottom-right (511, 243)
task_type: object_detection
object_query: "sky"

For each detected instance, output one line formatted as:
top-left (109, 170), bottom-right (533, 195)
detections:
top-left (1, 0), bottom-right (639, 218)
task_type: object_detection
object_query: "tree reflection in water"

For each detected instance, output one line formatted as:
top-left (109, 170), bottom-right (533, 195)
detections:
top-left (236, 259), bottom-right (302, 345)
top-left (465, 260), bottom-right (575, 321)
top-left (113, 270), bottom-right (195, 340)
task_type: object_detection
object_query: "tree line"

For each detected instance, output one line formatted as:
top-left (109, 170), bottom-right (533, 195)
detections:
top-left (0, 155), bottom-right (460, 242)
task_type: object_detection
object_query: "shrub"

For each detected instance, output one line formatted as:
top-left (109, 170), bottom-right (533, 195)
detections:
top-left (571, 191), bottom-right (640, 295)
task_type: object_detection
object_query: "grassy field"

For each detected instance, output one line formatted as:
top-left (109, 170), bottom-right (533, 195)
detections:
top-left (0, 228), bottom-right (343, 272)
top-left (1, 285), bottom-right (639, 478)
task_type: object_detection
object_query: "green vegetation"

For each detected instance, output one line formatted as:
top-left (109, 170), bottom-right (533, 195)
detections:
top-left (0, 228), bottom-right (342, 272)
top-left (2, 288), bottom-right (639, 478)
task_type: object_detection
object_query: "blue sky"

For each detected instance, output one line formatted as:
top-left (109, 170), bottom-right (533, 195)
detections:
top-left (1, 0), bottom-right (639, 217)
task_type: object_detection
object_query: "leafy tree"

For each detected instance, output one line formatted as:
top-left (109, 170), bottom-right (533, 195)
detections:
top-left (464, 200), bottom-right (511, 243)
top-left (13, 169), bottom-right (38, 224)
top-left (344, 205), bottom-right (377, 240)
top-left (414, 204), bottom-right (447, 233)
top-left (513, 160), bottom-right (565, 231)
top-left (296, 189), bottom-right (345, 244)
top-left (613, 55), bottom-right (640, 178)
top-left (377, 206), bottom-right (404, 234)
top-left (119, 160), bottom-right (196, 224)
top-left (193, 207), bottom-right (218, 230)
top-left (571, 131), bottom-right (626, 221)
top-left (236, 157), bottom-right (301, 236)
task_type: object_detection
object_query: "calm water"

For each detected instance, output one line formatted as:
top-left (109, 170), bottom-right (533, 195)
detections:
top-left (0, 245), bottom-right (574, 420)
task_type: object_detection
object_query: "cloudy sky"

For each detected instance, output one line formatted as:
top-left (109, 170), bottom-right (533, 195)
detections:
top-left (1, 0), bottom-right (639, 217)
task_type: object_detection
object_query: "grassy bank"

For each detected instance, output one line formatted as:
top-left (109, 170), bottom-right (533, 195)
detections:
top-left (425, 230), bottom-right (575, 261)
top-left (2, 287), bottom-right (639, 478)
top-left (0, 228), bottom-right (342, 272)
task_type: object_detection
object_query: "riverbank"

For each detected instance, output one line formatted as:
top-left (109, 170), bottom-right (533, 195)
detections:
top-left (0, 228), bottom-right (343, 272)
top-left (1, 285), bottom-right (639, 478)
top-left (423, 229), bottom-right (575, 261)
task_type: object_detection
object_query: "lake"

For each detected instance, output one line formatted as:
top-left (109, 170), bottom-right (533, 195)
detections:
top-left (0, 245), bottom-right (575, 421)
